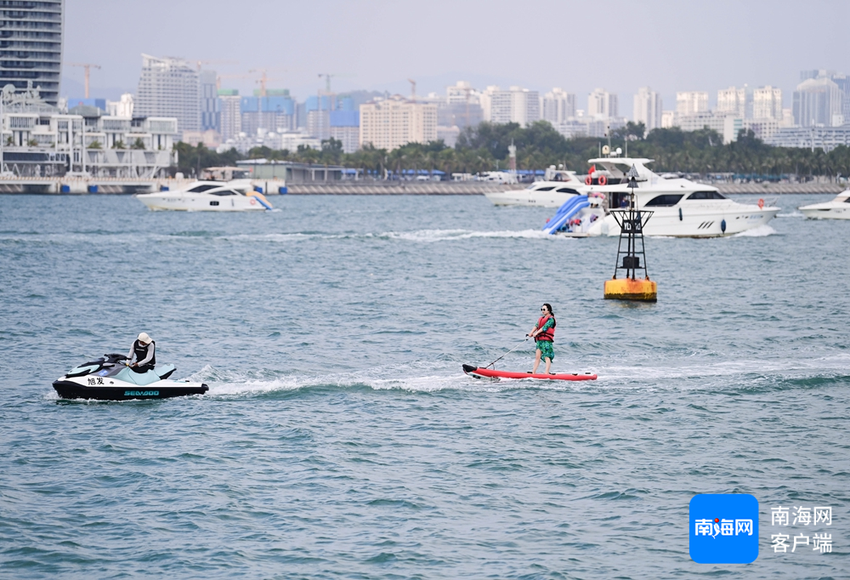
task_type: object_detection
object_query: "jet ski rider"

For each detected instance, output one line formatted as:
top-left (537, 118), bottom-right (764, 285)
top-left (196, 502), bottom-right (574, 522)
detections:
top-left (529, 304), bottom-right (556, 375)
top-left (127, 332), bottom-right (156, 373)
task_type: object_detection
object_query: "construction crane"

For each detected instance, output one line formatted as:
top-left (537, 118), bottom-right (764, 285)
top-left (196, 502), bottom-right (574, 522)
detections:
top-left (318, 73), bottom-right (337, 94)
top-left (65, 63), bottom-right (101, 98)
top-left (318, 73), bottom-right (354, 95)
top-left (407, 78), bottom-right (416, 103)
top-left (249, 68), bottom-right (287, 97)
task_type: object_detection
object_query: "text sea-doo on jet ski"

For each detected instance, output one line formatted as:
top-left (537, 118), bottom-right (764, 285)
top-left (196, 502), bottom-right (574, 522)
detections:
top-left (53, 353), bottom-right (208, 400)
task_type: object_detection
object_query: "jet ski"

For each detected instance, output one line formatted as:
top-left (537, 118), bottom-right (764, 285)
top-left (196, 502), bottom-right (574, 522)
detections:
top-left (463, 364), bottom-right (597, 381)
top-left (53, 353), bottom-right (209, 400)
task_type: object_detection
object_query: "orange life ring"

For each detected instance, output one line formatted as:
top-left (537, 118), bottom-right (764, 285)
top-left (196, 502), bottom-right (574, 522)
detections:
top-left (598, 175), bottom-right (608, 186)
top-left (250, 198), bottom-right (257, 205)
top-left (585, 176), bottom-right (592, 185)
top-left (758, 198), bottom-right (764, 209)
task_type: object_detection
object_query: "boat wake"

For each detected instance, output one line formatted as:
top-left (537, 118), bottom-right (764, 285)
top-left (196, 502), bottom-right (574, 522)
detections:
top-left (216, 229), bottom-right (563, 244)
top-left (731, 224), bottom-right (776, 237)
top-left (381, 229), bottom-right (559, 242)
top-left (183, 352), bottom-right (850, 399)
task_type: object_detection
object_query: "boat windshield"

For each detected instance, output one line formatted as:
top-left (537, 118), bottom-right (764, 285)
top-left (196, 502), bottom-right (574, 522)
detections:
top-left (644, 194), bottom-right (684, 207)
top-left (687, 191), bottom-right (727, 200)
top-left (187, 184), bottom-right (219, 193)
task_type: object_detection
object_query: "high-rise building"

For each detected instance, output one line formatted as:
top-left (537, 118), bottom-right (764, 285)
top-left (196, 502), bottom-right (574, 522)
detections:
top-left (542, 88), bottom-right (576, 125)
top-left (359, 96), bottom-right (437, 150)
top-left (135, 54), bottom-right (200, 135)
top-left (717, 86), bottom-right (751, 118)
top-left (199, 70), bottom-right (219, 132)
top-left (0, 0), bottom-right (64, 105)
top-left (588, 88), bottom-right (617, 119)
top-left (329, 110), bottom-right (360, 153)
top-left (793, 76), bottom-right (843, 126)
top-left (752, 86), bottom-right (783, 120)
top-left (305, 94), bottom-right (335, 140)
top-left (447, 81), bottom-right (479, 105)
top-left (480, 86), bottom-right (512, 124)
top-left (831, 74), bottom-right (850, 121)
top-left (633, 87), bottom-right (662, 131)
top-left (800, 70), bottom-right (850, 122)
top-left (218, 89), bottom-right (241, 142)
top-left (480, 86), bottom-right (540, 126)
top-left (676, 92), bottom-right (709, 116)
top-left (241, 90), bottom-right (295, 136)
top-left (445, 81), bottom-right (483, 129)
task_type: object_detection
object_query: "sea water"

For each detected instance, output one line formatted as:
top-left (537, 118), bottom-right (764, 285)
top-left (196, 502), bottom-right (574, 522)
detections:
top-left (0, 193), bottom-right (848, 578)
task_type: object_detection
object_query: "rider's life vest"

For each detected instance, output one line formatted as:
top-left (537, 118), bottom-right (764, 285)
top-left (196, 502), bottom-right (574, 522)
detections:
top-left (133, 340), bottom-right (156, 366)
top-left (536, 315), bottom-right (556, 342)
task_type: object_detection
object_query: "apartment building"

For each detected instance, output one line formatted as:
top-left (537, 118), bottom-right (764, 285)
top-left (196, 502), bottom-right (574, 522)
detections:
top-left (359, 96), bottom-right (437, 150)
top-left (135, 54), bottom-right (199, 136)
top-left (542, 88), bottom-right (576, 125)
top-left (480, 86), bottom-right (540, 126)
top-left (588, 88), bottom-right (618, 119)
top-left (676, 92), bottom-right (709, 116)
top-left (633, 87), bottom-right (662, 130)
top-left (753, 86), bottom-right (783, 120)
top-left (716, 86), bottom-right (751, 118)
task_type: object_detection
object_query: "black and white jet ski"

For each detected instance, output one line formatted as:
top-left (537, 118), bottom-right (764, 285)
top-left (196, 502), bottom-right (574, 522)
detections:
top-left (52, 353), bottom-right (209, 400)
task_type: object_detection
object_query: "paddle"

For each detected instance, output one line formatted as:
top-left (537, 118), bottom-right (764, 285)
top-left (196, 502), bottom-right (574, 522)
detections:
top-left (485, 336), bottom-right (530, 369)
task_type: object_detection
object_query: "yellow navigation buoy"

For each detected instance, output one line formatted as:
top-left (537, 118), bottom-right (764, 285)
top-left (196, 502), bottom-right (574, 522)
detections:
top-left (604, 278), bottom-right (657, 301)
top-left (604, 165), bottom-right (658, 302)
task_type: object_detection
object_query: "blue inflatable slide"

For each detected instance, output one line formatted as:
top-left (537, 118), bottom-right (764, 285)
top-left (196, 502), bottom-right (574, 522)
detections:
top-left (542, 195), bottom-right (589, 235)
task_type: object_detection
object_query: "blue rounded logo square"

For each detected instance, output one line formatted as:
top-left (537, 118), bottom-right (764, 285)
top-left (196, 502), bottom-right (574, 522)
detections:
top-left (689, 494), bottom-right (759, 564)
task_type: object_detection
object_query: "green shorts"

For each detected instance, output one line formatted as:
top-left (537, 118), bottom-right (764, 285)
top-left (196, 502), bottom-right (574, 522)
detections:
top-left (536, 340), bottom-right (554, 361)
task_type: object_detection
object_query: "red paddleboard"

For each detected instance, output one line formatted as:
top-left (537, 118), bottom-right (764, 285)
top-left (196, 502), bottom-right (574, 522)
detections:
top-left (463, 364), bottom-right (597, 381)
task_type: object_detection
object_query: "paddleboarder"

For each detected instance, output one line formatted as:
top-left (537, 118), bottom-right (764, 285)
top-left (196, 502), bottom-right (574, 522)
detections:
top-left (529, 304), bottom-right (556, 374)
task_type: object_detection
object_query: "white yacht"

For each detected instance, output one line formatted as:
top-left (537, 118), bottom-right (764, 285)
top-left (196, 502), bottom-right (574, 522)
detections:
top-left (544, 157), bottom-right (780, 238)
top-left (798, 190), bottom-right (850, 219)
top-left (484, 167), bottom-right (587, 207)
top-left (136, 180), bottom-right (273, 212)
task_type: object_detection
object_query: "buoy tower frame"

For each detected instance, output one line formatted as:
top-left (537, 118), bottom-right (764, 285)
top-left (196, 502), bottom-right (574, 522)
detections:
top-left (604, 167), bottom-right (658, 302)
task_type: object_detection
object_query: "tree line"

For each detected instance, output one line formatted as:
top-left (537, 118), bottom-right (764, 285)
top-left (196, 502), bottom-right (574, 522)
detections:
top-left (173, 121), bottom-right (850, 180)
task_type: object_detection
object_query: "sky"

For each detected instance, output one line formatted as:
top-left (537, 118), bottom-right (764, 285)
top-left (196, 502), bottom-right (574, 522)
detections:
top-left (65, 0), bottom-right (850, 112)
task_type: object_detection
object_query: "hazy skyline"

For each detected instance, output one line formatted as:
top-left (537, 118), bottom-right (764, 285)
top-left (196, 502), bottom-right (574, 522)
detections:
top-left (66, 0), bottom-right (850, 111)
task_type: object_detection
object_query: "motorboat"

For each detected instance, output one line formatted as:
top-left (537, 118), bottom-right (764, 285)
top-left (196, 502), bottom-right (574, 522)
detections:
top-left (543, 157), bottom-right (780, 237)
top-left (798, 190), bottom-right (850, 219)
top-left (484, 167), bottom-right (587, 207)
top-left (136, 180), bottom-right (273, 211)
top-left (53, 353), bottom-right (208, 400)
